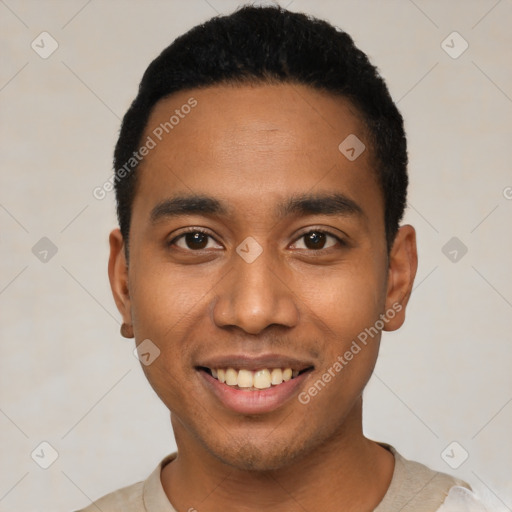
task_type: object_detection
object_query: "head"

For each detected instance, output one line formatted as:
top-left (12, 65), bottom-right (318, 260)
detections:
top-left (108, 5), bottom-right (417, 471)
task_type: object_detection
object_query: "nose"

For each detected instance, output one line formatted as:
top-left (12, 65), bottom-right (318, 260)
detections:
top-left (212, 247), bottom-right (300, 335)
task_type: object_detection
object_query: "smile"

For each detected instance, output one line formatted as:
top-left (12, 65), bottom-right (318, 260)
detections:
top-left (195, 354), bottom-right (315, 413)
top-left (200, 366), bottom-right (311, 391)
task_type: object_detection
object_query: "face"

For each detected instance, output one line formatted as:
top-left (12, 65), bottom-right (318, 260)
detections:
top-left (109, 83), bottom-right (417, 471)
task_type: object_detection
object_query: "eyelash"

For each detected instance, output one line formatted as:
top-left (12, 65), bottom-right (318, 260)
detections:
top-left (168, 227), bottom-right (346, 251)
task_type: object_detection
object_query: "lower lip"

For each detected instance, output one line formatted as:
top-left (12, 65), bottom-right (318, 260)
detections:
top-left (198, 369), bottom-right (311, 414)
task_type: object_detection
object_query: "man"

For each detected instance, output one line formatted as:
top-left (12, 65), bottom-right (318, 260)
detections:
top-left (78, 5), bottom-right (486, 511)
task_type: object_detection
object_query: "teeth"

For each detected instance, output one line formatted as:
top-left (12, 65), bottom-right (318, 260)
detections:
top-left (270, 368), bottom-right (283, 385)
top-left (209, 367), bottom-right (301, 389)
top-left (225, 368), bottom-right (238, 386)
top-left (253, 369), bottom-right (271, 389)
top-left (237, 369), bottom-right (253, 388)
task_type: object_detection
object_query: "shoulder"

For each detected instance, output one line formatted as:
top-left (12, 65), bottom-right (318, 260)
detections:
top-left (74, 480), bottom-right (144, 512)
top-left (436, 486), bottom-right (488, 511)
top-left (72, 453), bottom-right (178, 512)
top-left (375, 444), bottom-right (483, 512)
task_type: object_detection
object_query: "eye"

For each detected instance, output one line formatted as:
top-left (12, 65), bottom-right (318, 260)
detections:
top-left (291, 230), bottom-right (342, 250)
top-left (170, 229), bottom-right (223, 251)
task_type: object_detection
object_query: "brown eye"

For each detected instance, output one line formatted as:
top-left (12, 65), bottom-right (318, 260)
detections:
top-left (171, 230), bottom-right (222, 251)
top-left (292, 230), bottom-right (339, 251)
top-left (184, 232), bottom-right (208, 249)
top-left (304, 231), bottom-right (327, 250)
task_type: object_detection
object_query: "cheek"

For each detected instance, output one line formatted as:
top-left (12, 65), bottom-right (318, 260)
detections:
top-left (300, 259), bottom-right (386, 338)
top-left (296, 255), bottom-right (386, 400)
top-left (129, 269), bottom-right (202, 410)
top-left (129, 257), bottom-right (210, 337)
top-left (297, 277), bottom-right (383, 421)
top-left (128, 263), bottom-right (208, 405)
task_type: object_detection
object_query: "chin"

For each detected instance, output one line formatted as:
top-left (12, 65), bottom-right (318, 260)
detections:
top-left (207, 435), bottom-right (313, 472)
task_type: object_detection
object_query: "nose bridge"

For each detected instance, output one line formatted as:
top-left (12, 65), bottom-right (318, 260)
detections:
top-left (212, 242), bottom-right (299, 334)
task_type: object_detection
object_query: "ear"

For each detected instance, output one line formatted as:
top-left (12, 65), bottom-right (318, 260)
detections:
top-left (383, 224), bottom-right (418, 331)
top-left (108, 228), bottom-right (133, 330)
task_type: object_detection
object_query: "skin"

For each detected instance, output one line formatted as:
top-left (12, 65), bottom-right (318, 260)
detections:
top-left (108, 83), bottom-right (418, 511)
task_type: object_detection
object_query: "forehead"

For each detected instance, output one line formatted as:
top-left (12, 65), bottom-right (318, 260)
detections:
top-left (143, 82), bottom-right (368, 158)
top-left (132, 83), bottom-right (381, 225)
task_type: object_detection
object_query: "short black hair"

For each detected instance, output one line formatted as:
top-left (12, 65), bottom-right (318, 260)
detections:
top-left (113, 4), bottom-right (408, 257)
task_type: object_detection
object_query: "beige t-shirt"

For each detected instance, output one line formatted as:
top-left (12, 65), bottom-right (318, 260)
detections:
top-left (75, 444), bottom-right (483, 512)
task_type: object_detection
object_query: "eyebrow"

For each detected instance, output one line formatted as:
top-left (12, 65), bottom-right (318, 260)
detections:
top-left (150, 195), bottom-right (231, 223)
top-left (278, 192), bottom-right (364, 219)
top-left (149, 192), bottom-right (364, 224)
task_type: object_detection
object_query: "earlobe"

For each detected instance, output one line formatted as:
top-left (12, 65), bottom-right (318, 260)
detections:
top-left (383, 225), bottom-right (418, 331)
top-left (108, 228), bottom-right (133, 335)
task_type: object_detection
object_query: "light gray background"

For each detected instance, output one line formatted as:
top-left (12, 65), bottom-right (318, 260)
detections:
top-left (1, 0), bottom-right (511, 510)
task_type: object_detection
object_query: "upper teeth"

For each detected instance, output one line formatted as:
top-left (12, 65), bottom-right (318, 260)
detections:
top-left (211, 367), bottom-right (298, 389)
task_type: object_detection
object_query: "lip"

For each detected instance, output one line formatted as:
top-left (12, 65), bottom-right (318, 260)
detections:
top-left (196, 353), bottom-right (313, 372)
top-left (197, 366), bottom-right (313, 415)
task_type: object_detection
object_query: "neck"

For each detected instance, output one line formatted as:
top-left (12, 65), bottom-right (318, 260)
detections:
top-left (161, 401), bottom-right (394, 512)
